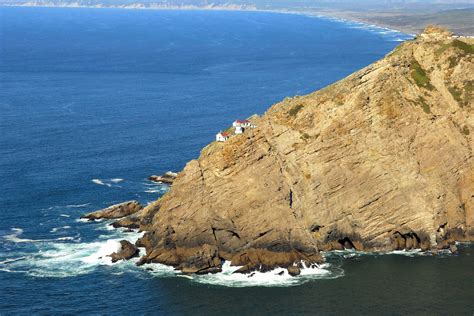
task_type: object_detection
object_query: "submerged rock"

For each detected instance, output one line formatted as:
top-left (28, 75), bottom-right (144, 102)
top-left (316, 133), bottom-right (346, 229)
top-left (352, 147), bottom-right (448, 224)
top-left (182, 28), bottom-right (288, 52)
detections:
top-left (109, 240), bottom-right (139, 263)
top-left (81, 201), bottom-right (143, 221)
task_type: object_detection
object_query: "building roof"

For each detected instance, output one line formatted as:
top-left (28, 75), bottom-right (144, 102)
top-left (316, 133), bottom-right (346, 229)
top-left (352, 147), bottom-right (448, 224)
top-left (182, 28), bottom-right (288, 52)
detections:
top-left (219, 132), bottom-right (230, 137)
top-left (235, 119), bottom-right (250, 124)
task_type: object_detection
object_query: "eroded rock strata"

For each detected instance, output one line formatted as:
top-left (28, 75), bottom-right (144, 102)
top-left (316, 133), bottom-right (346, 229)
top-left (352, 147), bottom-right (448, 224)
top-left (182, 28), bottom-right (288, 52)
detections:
top-left (82, 201), bottom-right (143, 221)
top-left (111, 27), bottom-right (474, 274)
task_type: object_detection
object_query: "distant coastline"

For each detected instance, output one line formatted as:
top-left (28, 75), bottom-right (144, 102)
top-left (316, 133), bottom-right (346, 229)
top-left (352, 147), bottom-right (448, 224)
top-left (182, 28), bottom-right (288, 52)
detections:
top-left (1, 2), bottom-right (473, 36)
top-left (0, 2), bottom-right (258, 11)
top-left (0, 2), bottom-right (412, 36)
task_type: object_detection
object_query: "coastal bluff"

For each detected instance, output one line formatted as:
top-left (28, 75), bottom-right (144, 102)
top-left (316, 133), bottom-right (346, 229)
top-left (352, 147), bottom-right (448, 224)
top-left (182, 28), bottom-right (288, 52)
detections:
top-left (120, 27), bottom-right (473, 275)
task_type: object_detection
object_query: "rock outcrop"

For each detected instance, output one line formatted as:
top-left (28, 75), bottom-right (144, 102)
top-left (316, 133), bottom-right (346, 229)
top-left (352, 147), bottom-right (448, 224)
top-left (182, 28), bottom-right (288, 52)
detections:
top-left (82, 201), bottom-right (143, 221)
top-left (149, 171), bottom-right (178, 185)
top-left (109, 240), bottom-right (139, 263)
top-left (134, 27), bottom-right (473, 274)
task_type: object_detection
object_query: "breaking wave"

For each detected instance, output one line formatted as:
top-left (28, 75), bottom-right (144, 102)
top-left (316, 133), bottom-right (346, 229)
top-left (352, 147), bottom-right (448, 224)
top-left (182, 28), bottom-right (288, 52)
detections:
top-left (0, 226), bottom-right (145, 278)
top-left (143, 182), bottom-right (170, 194)
top-left (190, 261), bottom-right (343, 287)
top-left (303, 13), bottom-right (414, 42)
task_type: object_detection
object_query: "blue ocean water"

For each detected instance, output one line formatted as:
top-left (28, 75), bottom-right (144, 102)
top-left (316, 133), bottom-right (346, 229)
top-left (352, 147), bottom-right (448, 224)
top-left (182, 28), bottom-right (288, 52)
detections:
top-left (1, 7), bottom-right (473, 314)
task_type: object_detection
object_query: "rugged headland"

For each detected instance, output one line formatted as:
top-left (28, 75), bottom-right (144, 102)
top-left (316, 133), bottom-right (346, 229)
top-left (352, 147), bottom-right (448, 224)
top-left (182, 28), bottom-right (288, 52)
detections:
top-left (88, 26), bottom-right (473, 275)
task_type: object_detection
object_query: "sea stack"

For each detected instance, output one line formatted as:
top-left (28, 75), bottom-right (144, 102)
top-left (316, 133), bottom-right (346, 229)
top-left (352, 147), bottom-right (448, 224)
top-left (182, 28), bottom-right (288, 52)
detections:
top-left (132, 26), bottom-right (473, 274)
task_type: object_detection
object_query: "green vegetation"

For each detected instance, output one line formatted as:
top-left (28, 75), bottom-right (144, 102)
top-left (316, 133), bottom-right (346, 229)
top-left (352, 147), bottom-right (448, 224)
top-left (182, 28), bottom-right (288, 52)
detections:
top-left (387, 43), bottom-right (404, 57)
top-left (410, 60), bottom-right (434, 90)
top-left (418, 96), bottom-right (431, 114)
top-left (448, 56), bottom-right (460, 69)
top-left (452, 39), bottom-right (474, 54)
top-left (449, 81), bottom-right (473, 107)
top-left (288, 104), bottom-right (303, 117)
top-left (434, 39), bottom-right (473, 56)
top-left (465, 81), bottom-right (473, 101)
top-left (437, 40), bottom-right (474, 68)
top-left (448, 86), bottom-right (463, 102)
top-left (300, 133), bottom-right (310, 140)
top-left (436, 42), bottom-right (451, 56)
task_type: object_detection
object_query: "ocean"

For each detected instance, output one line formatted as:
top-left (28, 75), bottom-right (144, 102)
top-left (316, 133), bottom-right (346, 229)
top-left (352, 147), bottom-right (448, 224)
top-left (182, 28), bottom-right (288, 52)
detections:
top-left (0, 7), bottom-right (473, 314)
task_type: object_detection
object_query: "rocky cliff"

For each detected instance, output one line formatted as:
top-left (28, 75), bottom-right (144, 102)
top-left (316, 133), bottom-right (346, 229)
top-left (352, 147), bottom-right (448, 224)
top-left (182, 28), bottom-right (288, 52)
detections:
top-left (133, 26), bottom-right (473, 275)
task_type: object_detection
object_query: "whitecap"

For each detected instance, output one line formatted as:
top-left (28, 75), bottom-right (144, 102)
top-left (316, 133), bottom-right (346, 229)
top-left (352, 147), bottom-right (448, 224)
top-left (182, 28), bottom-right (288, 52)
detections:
top-left (110, 178), bottom-right (124, 183)
top-left (92, 179), bottom-right (111, 187)
top-left (66, 203), bottom-right (90, 208)
top-left (75, 218), bottom-right (90, 223)
top-left (50, 226), bottom-right (71, 233)
top-left (3, 228), bottom-right (79, 243)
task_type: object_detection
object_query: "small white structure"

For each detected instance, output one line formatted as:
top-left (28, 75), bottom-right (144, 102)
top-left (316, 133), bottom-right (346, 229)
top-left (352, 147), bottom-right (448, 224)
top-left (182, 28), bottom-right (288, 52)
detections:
top-left (216, 131), bottom-right (230, 142)
top-left (235, 126), bottom-right (244, 134)
top-left (233, 119), bottom-right (251, 128)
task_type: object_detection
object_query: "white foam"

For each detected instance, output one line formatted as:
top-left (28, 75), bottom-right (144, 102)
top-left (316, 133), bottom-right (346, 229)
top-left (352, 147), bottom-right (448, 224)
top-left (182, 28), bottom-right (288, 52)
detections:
top-left (138, 262), bottom-right (178, 277)
top-left (56, 237), bottom-right (77, 241)
top-left (143, 182), bottom-right (170, 194)
top-left (191, 261), bottom-right (342, 287)
top-left (82, 240), bottom-right (122, 265)
top-left (110, 178), bottom-right (124, 183)
top-left (388, 249), bottom-right (431, 257)
top-left (1, 234), bottom-right (141, 278)
top-left (4, 228), bottom-right (40, 243)
top-left (0, 256), bottom-right (27, 264)
top-left (145, 188), bottom-right (168, 193)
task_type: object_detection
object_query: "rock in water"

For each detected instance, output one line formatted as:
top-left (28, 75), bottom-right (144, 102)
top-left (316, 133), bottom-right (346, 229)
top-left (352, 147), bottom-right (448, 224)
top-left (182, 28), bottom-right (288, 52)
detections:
top-left (287, 266), bottom-right (301, 277)
top-left (149, 171), bottom-right (178, 185)
top-left (82, 201), bottom-right (143, 221)
top-left (109, 240), bottom-right (139, 263)
top-left (136, 27), bottom-right (473, 274)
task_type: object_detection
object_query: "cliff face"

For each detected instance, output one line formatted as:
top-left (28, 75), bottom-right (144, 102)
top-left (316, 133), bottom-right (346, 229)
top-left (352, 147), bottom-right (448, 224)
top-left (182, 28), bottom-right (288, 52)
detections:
top-left (136, 26), bottom-right (474, 274)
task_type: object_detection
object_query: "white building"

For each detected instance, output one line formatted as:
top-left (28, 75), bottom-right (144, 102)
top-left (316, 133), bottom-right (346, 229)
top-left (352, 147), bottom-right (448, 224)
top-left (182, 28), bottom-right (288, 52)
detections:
top-left (216, 131), bottom-right (230, 142)
top-left (235, 126), bottom-right (244, 134)
top-left (233, 119), bottom-right (251, 128)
